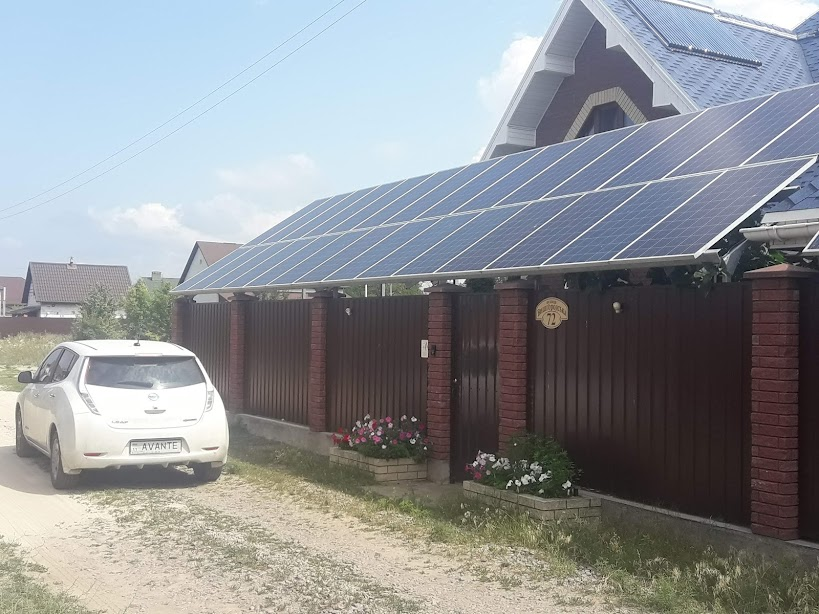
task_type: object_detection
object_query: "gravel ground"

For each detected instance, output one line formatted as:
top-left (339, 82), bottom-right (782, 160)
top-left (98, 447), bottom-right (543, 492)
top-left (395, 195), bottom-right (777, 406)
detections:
top-left (0, 390), bottom-right (634, 613)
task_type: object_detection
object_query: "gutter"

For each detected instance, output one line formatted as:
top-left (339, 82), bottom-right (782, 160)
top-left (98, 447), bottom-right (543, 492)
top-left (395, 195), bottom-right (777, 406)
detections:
top-left (740, 221), bottom-right (819, 248)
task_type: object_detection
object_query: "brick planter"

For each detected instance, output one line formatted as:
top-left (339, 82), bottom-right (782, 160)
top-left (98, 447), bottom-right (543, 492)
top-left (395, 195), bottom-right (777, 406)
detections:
top-left (463, 481), bottom-right (601, 522)
top-left (329, 448), bottom-right (427, 482)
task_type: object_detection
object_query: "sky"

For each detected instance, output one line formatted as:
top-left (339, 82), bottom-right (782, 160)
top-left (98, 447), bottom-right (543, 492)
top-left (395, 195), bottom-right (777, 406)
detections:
top-left (1, 0), bottom-right (817, 281)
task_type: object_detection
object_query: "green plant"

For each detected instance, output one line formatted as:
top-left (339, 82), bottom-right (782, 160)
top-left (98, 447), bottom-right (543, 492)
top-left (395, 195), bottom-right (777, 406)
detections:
top-left (332, 414), bottom-right (430, 461)
top-left (122, 280), bottom-right (172, 341)
top-left (465, 434), bottom-right (576, 498)
top-left (71, 284), bottom-right (123, 341)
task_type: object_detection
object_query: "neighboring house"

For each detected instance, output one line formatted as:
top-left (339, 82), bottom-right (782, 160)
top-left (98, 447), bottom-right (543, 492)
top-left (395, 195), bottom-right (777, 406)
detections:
top-left (485, 0), bottom-right (819, 249)
top-left (137, 271), bottom-right (180, 292)
top-left (0, 276), bottom-right (25, 316)
top-left (179, 241), bottom-right (242, 303)
top-left (16, 259), bottom-right (131, 318)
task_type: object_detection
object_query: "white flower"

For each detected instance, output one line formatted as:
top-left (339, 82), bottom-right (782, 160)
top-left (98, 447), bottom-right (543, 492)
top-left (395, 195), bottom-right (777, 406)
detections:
top-left (401, 415), bottom-right (407, 421)
top-left (364, 414), bottom-right (371, 421)
top-left (410, 438), bottom-right (416, 444)
top-left (514, 480), bottom-right (522, 487)
top-left (539, 474), bottom-right (548, 483)
top-left (464, 511), bottom-right (471, 518)
top-left (562, 480), bottom-right (572, 490)
top-left (423, 446), bottom-right (428, 450)
top-left (382, 445), bottom-right (387, 449)
top-left (486, 470), bottom-right (491, 475)
top-left (506, 480), bottom-right (513, 489)
top-left (539, 489), bottom-right (544, 494)
top-left (472, 461), bottom-right (479, 467)
top-left (488, 455), bottom-right (496, 462)
top-left (355, 421), bottom-right (362, 428)
top-left (411, 416), bottom-right (418, 422)
top-left (545, 470), bottom-right (553, 479)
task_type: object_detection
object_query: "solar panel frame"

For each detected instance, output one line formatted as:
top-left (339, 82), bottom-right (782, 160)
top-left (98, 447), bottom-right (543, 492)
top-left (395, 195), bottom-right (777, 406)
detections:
top-left (804, 229), bottom-right (819, 255)
top-left (281, 186), bottom-right (379, 240)
top-left (247, 197), bottom-right (331, 246)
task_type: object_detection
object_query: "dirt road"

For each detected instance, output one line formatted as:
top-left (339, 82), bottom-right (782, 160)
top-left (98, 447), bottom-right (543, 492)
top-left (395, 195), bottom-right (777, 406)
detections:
top-left (0, 391), bottom-right (624, 614)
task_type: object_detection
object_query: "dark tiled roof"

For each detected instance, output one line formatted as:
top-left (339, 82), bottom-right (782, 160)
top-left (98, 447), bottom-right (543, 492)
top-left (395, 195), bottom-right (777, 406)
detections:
top-left (766, 163), bottom-right (819, 213)
top-left (25, 262), bottom-right (131, 304)
top-left (600, 0), bottom-right (814, 108)
top-left (797, 13), bottom-right (819, 81)
top-left (0, 276), bottom-right (25, 304)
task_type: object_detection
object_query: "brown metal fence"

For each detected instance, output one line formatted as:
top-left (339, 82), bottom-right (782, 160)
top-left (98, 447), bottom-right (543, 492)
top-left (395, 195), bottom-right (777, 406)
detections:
top-left (244, 300), bottom-right (311, 424)
top-left (452, 293), bottom-right (500, 480)
top-left (185, 302), bottom-right (231, 400)
top-left (0, 318), bottom-right (73, 339)
top-left (529, 283), bottom-right (751, 524)
top-left (326, 296), bottom-right (428, 431)
top-left (800, 278), bottom-right (819, 540)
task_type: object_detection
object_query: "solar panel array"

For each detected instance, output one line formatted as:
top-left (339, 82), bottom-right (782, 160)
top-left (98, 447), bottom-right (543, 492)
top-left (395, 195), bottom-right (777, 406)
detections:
top-left (805, 230), bottom-right (819, 255)
top-left (175, 84), bottom-right (819, 294)
top-left (627, 0), bottom-right (761, 67)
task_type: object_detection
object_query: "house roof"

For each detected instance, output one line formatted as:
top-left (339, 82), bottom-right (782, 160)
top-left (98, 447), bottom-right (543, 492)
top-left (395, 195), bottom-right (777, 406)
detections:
top-left (0, 276), bottom-right (25, 304)
top-left (23, 261), bottom-right (132, 305)
top-left (485, 0), bottom-right (818, 159)
top-left (179, 241), bottom-right (242, 284)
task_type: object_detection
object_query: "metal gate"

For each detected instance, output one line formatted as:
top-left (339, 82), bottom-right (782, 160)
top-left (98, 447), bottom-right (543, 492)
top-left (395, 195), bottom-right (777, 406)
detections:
top-left (800, 278), bottom-right (819, 540)
top-left (451, 293), bottom-right (499, 480)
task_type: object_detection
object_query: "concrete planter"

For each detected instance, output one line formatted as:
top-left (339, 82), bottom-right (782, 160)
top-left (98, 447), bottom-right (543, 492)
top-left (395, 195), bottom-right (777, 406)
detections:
top-left (463, 480), bottom-right (601, 522)
top-left (329, 448), bottom-right (427, 482)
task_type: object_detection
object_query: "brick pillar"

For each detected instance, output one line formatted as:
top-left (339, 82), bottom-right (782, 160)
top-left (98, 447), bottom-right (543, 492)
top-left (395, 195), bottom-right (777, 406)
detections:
top-left (745, 264), bottom-right (817, 540)
top-left (425, 284), bottom-right (467, 467)
top-left (308, 291), bottom-right (334, 433)
top-left (496, 280), bottom-right (533, 453)
top-left (227, 294), bottom-right (256, 413)
top-left (171, 298), bottom-right (190, 345)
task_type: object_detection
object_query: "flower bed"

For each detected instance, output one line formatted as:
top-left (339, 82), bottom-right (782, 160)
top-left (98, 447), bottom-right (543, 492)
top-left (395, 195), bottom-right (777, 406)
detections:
top-left (462, 434), bottom-right (600, 522)
top-left (330, 448), bottom-right (427, 482)
top-left (330, 414), bottom-right (429, 482)
top-left (463, 481), bottom-right (601, 522)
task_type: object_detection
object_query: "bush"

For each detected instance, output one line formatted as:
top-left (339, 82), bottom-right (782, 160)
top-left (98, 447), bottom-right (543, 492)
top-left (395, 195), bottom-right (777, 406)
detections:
top-left (465, 433), bottom-right (576, 498)
top-left (332, 414), bottom-right (430, 461)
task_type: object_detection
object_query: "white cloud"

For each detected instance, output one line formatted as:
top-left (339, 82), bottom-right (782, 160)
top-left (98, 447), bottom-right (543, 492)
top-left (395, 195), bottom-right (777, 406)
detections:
top-left (371, 140), bottom-right (408, 162)
top-left (471, 146), bottom-right (487, 163)
top-left (90, 202), bottom-right (211, 246)
top-left (0, 236), bottom-right (22, 250)
top-left (478, 34), bottom-right (542, 119)
top-left (707, 0), bottom-right (818, 28)
top-left (216, 154), bottom-right (318, 195)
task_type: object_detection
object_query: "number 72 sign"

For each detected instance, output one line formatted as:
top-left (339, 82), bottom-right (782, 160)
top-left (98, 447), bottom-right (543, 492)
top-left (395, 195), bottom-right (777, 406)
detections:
top-left (535, 298), bottom-right (569, 329)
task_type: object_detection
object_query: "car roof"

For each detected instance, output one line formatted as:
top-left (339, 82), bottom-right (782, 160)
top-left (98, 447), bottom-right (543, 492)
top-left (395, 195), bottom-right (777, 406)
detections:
top-left (58, 340), bottom-right (195, 358)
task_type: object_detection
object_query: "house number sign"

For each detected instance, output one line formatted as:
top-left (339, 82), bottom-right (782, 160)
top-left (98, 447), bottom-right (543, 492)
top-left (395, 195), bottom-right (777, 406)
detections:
top-left (535, 297), bottom-right (569, 329)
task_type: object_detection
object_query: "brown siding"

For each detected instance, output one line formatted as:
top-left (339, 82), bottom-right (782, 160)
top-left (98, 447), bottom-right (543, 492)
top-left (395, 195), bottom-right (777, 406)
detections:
top-left (536, 22), bottom-right (678, 147)
top-left (244, 300), bottom-right (311, 424)
top-left (529, 284), bottom-right (751, 524)
top-left (0, 318), bottom-right (73, 339)
top-left (800, 278), bottom-right (819, 540)
top-left (184, 302), bottom-right (231, 400)
top-left (452, 293), bottom-right (499, 480)
top-left (326, 296), bottom-right (428, 431)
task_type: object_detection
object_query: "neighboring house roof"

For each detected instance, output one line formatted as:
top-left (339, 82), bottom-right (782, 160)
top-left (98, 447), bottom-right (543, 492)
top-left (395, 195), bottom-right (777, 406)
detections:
top-left (0, 276), bottom-right (25, 305)
top-left (23, 261), bottom-right (132, 304)
top-left (179, 241), bottom-right (242, 284)
top-left (767, 164), bottom-right (819, 213)
top-left (485, 0), bottom-right (817, 159)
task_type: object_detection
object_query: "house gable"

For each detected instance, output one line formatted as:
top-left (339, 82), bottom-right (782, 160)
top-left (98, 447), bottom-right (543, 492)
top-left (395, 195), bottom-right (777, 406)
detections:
top-left (536, 21), bottom-right (677, 147)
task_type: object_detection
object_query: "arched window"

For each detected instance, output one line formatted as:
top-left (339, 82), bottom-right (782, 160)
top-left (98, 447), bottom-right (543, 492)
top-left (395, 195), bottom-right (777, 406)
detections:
top-left (576, 102), bottom-right (636, 138)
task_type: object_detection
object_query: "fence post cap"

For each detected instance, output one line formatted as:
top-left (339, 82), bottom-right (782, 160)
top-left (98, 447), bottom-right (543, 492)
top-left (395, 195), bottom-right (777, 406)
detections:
top-left (424, 283), bottom-right (469, 294)
top-left (495, 279), bottom-right (535, 291)
top-left (744, 264), bottom-right (818, 280)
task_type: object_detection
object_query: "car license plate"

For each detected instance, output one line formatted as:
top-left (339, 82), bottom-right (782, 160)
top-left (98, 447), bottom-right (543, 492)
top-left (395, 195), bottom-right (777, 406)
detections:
top-left (129, 439), bottom-right (182, 455)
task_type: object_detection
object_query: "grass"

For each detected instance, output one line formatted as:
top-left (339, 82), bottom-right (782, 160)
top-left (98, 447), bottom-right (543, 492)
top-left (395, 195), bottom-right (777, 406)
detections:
top-left (227, 427), bottom-right (819, 614)
top-left (0, 539), bottom-right (94, 614)
top-left (0, 333), bottom-right (68, 392)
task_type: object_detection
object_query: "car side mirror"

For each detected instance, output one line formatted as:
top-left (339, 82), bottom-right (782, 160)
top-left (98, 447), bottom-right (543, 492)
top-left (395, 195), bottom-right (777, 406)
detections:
top-left (17, 371), bottom-right (34, 384)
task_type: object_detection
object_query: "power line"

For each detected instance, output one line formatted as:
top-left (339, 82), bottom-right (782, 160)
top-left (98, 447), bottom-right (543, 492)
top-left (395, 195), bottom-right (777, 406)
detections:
top-left (1, 0), bottom-right (367, 219)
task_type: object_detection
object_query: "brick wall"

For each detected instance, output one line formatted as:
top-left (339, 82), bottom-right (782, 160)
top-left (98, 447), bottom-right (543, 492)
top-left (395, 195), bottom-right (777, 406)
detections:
top-left (496, 281), bottom-right (532, 452)
top-left (308, 292), bottom-right (331, 432)
top-left (746, 264), bottom-right (816, 540)
top-left (171, 299), bottom-right (189, 345)
top-left (227, 298), bottom-right (253, 412)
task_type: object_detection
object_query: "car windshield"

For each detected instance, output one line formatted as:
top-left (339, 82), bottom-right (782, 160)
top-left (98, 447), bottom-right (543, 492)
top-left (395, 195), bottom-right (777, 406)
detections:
top-left (84, 356), bottom-right (206, 390)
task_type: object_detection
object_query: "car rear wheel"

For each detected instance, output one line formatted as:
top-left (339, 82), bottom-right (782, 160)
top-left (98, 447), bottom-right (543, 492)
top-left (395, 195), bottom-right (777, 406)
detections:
top-left (193, 463), bottom-right (223, 483)
top-left (50, 433), bottom-right (80, 490)
top-left (15, 409), bottom-right (36, 458)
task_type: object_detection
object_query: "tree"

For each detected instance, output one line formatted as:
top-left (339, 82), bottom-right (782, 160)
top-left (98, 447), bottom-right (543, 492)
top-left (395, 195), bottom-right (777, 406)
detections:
top-left (343, 283), bottom-right (422, 298)
top-left (72, 285), bottom-right (123, 341)
top-left (122, 281), bottom-right (173, 341)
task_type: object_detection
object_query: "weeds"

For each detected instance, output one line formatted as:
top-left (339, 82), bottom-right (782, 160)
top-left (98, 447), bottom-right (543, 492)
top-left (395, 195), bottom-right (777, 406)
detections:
top-left (0, 332), bottom-right (67, 391)
top-left (229, 426), bottom-right (819, 614)
top-left (0, 539), bottom-right (94, 614)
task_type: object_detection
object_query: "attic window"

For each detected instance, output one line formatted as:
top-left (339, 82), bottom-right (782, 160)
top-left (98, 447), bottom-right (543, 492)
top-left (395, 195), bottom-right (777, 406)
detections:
top-left (627, 0), bottom-right (763, 67)
top-left (577, 103), bottom-right (635, 138)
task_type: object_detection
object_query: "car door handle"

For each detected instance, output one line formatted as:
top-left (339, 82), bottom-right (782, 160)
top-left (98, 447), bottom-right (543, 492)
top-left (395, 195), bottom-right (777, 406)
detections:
top-left (33, 392), bottom-right (39, 398)
top-left (49, 393), bottom-right (56, 398)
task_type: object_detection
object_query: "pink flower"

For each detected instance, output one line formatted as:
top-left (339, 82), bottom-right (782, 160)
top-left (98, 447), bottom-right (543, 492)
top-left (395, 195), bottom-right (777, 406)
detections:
top-left (373, 436), bottom-right (381, 444)
top-left (385, 416), bottom-right (392, 423)
top-left (392, 439), bottom-right (398, 445)
top-left (474, 472), bottom-right (482, 480)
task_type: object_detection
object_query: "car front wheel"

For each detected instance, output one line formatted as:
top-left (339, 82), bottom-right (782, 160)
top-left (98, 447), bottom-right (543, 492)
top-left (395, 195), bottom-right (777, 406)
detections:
top-left (193, 463), bottom-right (223, 483)
top-left (15, 409), bottom-right (36, 458)
top-left (50, 433), bottom-right (80, 490)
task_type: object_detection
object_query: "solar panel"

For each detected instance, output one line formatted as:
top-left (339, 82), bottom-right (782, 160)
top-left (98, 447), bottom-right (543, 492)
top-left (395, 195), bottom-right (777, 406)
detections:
top-left (616, 159), bottom-right (813, 261)
top-left (672, 88), bottom-right (819, 177)
top-left (804, 230), bottom-right (819, 255)
top-left (174, 83), bottom-right (819, 294)
top-left (628, 0), bottom-right (761, 66)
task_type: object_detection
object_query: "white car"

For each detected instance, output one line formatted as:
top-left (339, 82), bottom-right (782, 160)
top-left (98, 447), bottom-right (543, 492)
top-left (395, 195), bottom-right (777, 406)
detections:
top-left (15, 339), bottom-right (229, 489)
